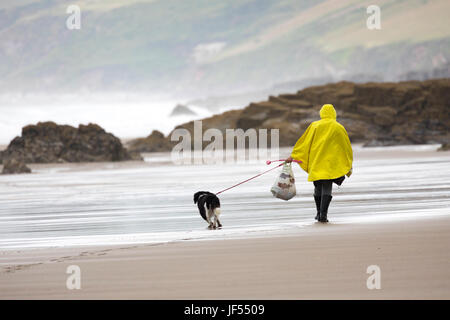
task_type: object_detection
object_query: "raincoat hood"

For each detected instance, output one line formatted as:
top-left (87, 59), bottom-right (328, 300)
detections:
top-left (320, 104), bottom-right (337, 120)
top-left (291, 104), bottom-right (353, 182)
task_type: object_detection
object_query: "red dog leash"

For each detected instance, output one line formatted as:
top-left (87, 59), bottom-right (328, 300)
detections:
top-left (215, 159), bottom-right (302, 195)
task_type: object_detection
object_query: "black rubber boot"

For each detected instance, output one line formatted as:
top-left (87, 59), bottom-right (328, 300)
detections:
top-left (314, 195), bottom-right (321, 220)
top-left (319, 195), bottom-right (332, 223)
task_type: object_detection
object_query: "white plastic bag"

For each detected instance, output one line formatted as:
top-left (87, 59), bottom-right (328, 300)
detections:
top-left (270, 162), bottom-right (296, 200)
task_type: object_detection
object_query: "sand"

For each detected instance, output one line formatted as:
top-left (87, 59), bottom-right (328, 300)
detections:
top-left (1, 145), bottom-right (449, 299)
top-left (1, 216), bottom-right (449, 299)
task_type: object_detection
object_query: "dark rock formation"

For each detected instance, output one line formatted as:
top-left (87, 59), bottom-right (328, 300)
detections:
top-left (2, 158), bottom-right (31, 174)
top-left (128, 79), bottom-right (450, 152)
top-left (438, 143), bottom-right (449, 151)
top-left (170, 104), bottom-right (197, 116)
top-left (126, 130), bottom-right (173, 153)
top-left (2, 122), bottom-right (135, 164)
top-left (127, 150), bottom-right (144, 161)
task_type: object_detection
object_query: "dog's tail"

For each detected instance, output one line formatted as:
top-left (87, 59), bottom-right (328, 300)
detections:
top-left (211, 196), bottom-right (220, 209)
top-left (214, 207), bottom-right (221, 216)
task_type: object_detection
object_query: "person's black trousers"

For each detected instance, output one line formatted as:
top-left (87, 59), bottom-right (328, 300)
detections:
top-left (313, 180), bottom-right (333, 197)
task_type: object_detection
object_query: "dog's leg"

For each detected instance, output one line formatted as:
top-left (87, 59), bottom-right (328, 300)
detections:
top-left (204, 206), bottom-right (211, 229)
top-left (214, 208), bottom-right (222, 228)
top-left (211, 213), bottom-right (217, 229)
top-left (207, 209), bottom-right (214, 229)
top-left (212, 214), bottom-right (218, 229)
top-left (207, 218), bottom-right (213, 229)
top-left (216, 217), bottom-right (222, 228)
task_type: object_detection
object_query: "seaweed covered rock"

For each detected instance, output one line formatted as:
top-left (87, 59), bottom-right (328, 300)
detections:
top-left (172, 79), bottom-right (450, 148)
top-left (2, 122), bottom-right (135, 163)
top-left (2, 158), bottom-right (31, 174)
top-left (121, 79), bottom-right (450, 153)
top-left (126, 130), bottom-right (173, 153)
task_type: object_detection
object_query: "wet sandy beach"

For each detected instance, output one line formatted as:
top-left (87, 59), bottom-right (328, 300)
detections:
top-left (0, 145), bottom-right (449, 298)
top-left (1, 216), bottom-right (449, 299)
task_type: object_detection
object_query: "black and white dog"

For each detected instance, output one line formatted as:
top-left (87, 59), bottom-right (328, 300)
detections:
top-left (193, 191), bottom-right (222, 229)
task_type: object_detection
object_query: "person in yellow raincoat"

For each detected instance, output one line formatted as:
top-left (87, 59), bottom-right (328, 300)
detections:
top-left (286, 104), bottom-right (353, 223)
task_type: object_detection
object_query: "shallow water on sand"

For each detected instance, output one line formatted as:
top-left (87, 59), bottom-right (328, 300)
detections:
top-left (0, 146), bottom-right (449, 250)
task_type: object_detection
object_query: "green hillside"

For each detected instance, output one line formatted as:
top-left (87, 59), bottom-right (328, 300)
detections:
top-left (0, 0), bottom-right (449, 96)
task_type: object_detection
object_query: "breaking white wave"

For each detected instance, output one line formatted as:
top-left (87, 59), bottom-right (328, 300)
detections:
top-left (0, 93), bottom-right (217, 145)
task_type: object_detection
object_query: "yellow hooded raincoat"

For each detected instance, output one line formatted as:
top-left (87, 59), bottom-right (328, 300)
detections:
top-left (291, 104), bottom-right (353, 182)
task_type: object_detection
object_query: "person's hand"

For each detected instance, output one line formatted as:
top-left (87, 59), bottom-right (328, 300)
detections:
top-left (346, 168), bottom-right (353, 177)
top-left (285, 156), bottom-right (293, 163)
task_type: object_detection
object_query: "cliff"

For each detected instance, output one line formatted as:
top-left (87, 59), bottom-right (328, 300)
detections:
top-left (128, 79), bottom-right (450, 152)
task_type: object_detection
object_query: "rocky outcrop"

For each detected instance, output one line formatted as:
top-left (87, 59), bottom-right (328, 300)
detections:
top-left (126, 130), bottom-right (173, 153)
top-left (2, 122), bottom-right (136, 164)
top-left (170, 104), bottom-right (197, 116)
top-left (129, 79), bottom-right (450, 151)
top-left (2, 158), bottom-right (31, 174)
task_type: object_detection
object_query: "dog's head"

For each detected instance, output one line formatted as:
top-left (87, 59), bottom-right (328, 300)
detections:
top-left (193, 191), bottom-right (209, 204)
